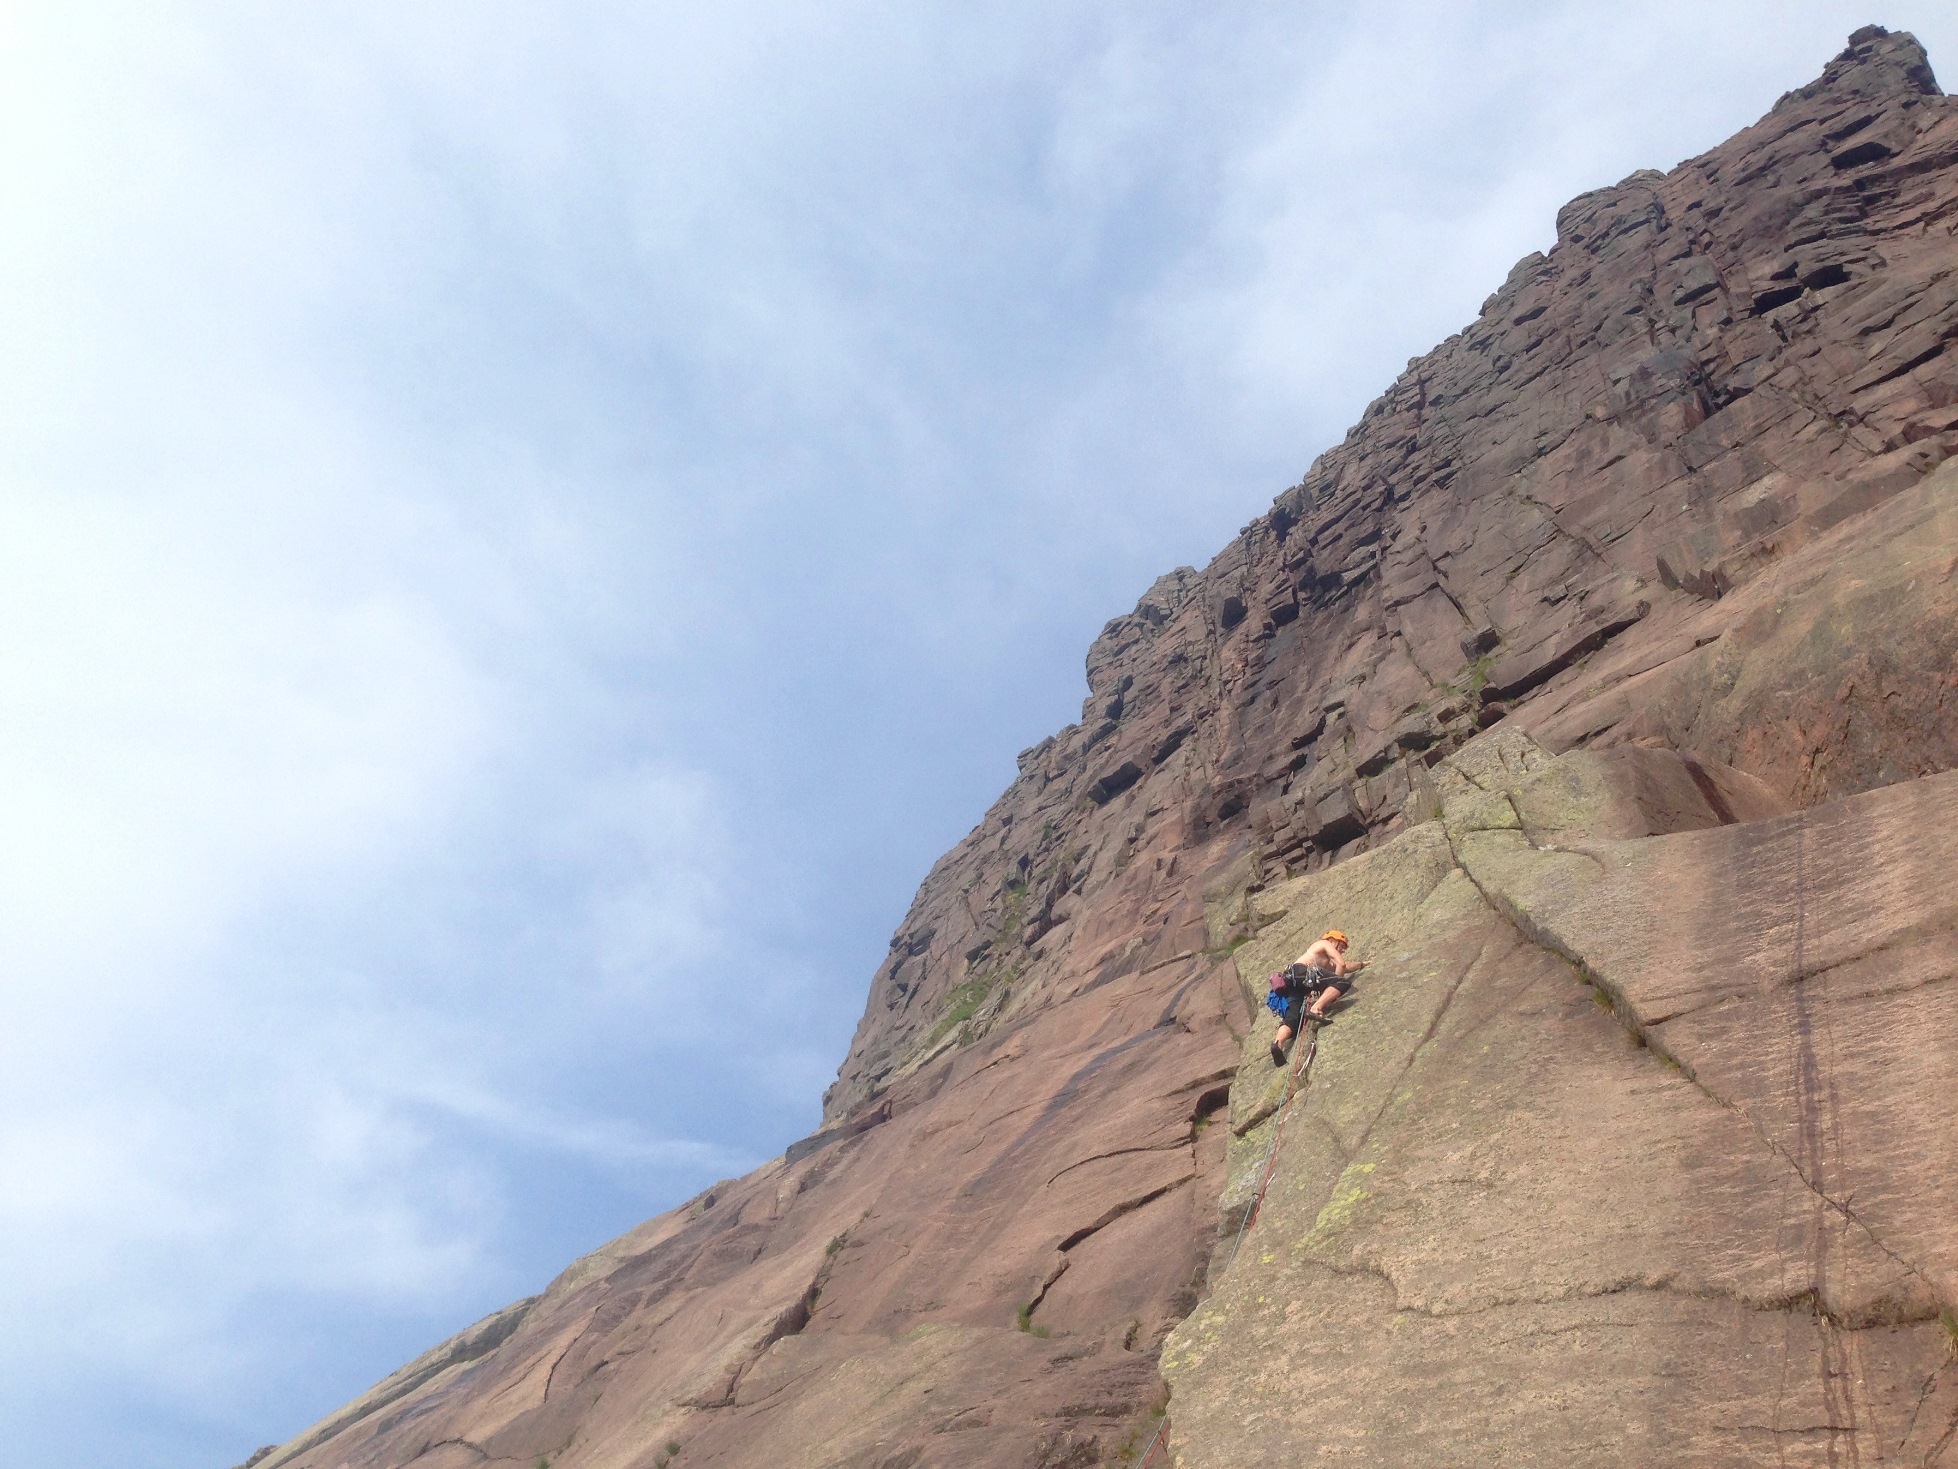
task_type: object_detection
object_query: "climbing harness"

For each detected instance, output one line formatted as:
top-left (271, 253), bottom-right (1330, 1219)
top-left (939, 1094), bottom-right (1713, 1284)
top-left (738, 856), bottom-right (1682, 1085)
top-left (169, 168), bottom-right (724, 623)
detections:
top-left (1136, 1018), bottom-right (1325, 1468)
top-left (1266, 963), bottom-right (1336, 1014)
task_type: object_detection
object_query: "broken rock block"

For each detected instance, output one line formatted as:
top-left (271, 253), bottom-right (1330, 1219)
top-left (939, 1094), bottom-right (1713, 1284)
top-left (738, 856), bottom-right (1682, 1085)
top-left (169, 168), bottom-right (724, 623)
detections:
top-left (1481, 598), bottom-right (1648, 703)
top-left (1089, 759), bottom-right (1143, 805)
top-left (1307, 789), bottom-right (1366, 851)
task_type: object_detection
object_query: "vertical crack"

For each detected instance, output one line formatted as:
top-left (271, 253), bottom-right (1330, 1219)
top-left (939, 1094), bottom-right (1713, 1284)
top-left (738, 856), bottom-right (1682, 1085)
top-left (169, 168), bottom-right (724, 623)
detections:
top-left (1447, 817), bottom-right (1954, 1465)
top-left (1449, 831), bottom-right (1934, 1295)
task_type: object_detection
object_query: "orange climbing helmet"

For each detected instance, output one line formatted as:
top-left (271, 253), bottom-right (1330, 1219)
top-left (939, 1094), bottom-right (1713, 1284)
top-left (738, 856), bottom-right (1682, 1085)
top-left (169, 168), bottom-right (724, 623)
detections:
top-left (1322, 929), bottom-right (1349, 947)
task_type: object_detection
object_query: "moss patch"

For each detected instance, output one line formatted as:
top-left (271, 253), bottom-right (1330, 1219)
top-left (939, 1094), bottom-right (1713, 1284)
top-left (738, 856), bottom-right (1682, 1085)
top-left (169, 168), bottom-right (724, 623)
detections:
top-left (926, 978), bottom-right (994, 1047)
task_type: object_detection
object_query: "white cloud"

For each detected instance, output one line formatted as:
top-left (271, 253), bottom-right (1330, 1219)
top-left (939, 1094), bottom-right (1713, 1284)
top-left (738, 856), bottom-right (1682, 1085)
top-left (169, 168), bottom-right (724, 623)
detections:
top-left (569, 763), bottom-right (734, 996)
top-left (0, 2), bottom-right (1952, 1463)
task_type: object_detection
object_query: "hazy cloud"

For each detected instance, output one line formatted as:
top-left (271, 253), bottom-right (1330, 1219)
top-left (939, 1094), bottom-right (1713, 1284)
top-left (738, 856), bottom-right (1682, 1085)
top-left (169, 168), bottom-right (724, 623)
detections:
top-left (0, 3), bottom-right (1949, 1463)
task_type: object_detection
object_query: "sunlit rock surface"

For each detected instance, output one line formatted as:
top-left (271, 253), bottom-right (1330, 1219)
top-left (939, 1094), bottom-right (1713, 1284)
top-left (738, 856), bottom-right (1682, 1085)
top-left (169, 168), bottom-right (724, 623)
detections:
top-left (252, 27), bottom-right (1958, 1469)
top-left (1162, 727), bottom-right (1957, 1465)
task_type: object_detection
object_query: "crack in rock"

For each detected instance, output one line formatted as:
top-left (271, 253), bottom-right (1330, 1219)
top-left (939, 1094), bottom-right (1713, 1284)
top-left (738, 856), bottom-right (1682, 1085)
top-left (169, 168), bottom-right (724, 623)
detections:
top-left (1296, 1254), bottom-right (1945, 1330)
top-left (1023, 1176), bottom-right (1197, 1326)
top-left (1447, 834), bottom-right (1941, 1307)
top-left (1044, 1142), bottom-right (1190, 1188)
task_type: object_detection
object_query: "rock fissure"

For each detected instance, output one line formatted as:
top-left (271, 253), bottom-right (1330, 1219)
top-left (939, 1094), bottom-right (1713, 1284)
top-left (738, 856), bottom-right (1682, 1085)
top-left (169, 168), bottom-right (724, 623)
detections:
top-left (1927, 1402), bottom-right (1958, 1467)
top-left (1454, 828), bottom-right (1944, 1314)
top-left (1731, 1422), bottom-right (1858, 1437)
top-left (684, 1250), bottom-right (837, 1413)
top-left (405, 1440), bottom-right (490, 1466)
top-left (1298, 1252), bottom-right (1943, 1331)
top-left (1896, 1366), bottom-right (1949, 1457)
top-left (537, 1319), bottom-right (588, 1407)
top-left (1043, 1143), bottom-right (1190, 1189)
top-left (1514, 487), bottom-right (1614, 565)
top-left (1774, 951), bottom-right (1958, 1008)
top-left (1054, 1176), bottom-right (1195, 1256)
top-left (1318, 940), bottom-right (1485, 1169)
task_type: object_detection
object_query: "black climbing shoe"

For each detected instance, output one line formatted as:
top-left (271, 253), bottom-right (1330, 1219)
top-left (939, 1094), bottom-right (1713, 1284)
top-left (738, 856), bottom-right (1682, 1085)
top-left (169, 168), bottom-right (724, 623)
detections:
top-left (1269, 1041), bottom-right (1287, 1068)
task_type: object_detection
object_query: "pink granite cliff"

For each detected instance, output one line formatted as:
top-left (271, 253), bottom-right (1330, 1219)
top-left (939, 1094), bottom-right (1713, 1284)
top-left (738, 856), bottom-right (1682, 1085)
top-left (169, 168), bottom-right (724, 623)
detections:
top-left (248, 28), bottom-right (1958, 1468)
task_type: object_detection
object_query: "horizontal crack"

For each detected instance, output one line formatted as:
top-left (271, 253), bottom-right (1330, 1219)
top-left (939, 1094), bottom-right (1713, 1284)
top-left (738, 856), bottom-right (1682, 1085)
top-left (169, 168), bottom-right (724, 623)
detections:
top-left (1023, 1174), bottom-right (1200, 1327)
top-left (1300, 1255), bottom-right (1945, 1329)
top-left (1638, 960), bottom-right (1957, 1031)
top-left (406, 1440), bottom-right (490, 1465)
top-left (1057, 1176), bottom-right (1194, 1253)
top-left (1169, 1066), bottom-right (1240, 1099)
top-left (1731, 1424), bottom-right (1856, 1436)
top-left (1045, 1143), bottom-right (1188, 1188)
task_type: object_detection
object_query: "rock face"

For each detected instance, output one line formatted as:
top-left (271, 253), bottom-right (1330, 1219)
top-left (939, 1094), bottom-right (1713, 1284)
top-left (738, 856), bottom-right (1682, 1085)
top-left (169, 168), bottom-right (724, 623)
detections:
top-left (1162, 726), bottom-right (1958, 1465)
top-left (254, 28), bottom-right (1958, 1469)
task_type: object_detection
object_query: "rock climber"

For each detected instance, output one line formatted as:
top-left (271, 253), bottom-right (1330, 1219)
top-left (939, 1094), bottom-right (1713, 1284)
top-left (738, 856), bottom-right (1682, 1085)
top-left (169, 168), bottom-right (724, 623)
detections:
top-left (1270, 929), bottom-right (1366, 1067)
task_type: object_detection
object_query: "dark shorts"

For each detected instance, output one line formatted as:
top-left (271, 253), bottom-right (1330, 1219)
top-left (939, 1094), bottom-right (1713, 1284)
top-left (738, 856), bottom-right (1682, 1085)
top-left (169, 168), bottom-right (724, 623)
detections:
top-left (1281, 982), bottom-right (1346, 1030)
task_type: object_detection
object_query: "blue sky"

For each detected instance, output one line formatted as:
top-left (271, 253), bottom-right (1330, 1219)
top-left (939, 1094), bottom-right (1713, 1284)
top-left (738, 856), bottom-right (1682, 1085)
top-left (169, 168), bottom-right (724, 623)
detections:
top-left (2, 4), bottom-right (1951, 1464)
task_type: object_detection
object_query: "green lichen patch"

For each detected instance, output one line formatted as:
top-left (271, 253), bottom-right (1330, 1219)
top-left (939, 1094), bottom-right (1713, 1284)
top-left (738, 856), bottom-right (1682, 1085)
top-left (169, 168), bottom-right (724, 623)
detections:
top-left (925, 977), bottom-right (994, 1047)
top-left (1300, 1160), bottom-right (1377, 1253)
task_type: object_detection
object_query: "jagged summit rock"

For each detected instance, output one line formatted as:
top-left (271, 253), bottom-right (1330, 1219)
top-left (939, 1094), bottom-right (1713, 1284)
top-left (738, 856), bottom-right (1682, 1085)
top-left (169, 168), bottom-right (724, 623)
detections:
top-left (1775, 23), bottom-right (1940, 112)
top-left (248, 30), bottom-right (1958, 1469)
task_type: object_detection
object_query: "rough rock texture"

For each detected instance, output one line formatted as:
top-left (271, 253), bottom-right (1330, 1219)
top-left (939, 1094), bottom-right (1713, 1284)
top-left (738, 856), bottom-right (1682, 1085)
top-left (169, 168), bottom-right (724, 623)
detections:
top-left (1161, 727), bottom-right (1958, 1465)
top-left (255, 29), bottom-right (1958, 1469)
top-left (255, 948), bottom-right (1242, 1469)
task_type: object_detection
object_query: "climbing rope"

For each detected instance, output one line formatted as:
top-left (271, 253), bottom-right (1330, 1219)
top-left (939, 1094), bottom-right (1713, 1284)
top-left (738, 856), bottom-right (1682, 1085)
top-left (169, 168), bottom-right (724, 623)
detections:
top-left (1219, 1020), bottom-right (1321, 1271)
top-left (1135, 1020), bottom-right (1324, 1468)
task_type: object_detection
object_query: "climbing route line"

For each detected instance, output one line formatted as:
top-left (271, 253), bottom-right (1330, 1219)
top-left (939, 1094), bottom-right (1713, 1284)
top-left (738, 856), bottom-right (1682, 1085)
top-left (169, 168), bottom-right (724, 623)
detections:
top-left (1221, 1021), bottom-right (1321, 1272)
top-left (1137, 1020), bottom-right (1325, 1468)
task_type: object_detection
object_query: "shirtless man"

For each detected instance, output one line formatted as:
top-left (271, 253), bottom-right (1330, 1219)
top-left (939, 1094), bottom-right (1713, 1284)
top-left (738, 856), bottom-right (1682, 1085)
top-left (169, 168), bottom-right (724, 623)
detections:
top-left (1270, 929), bottom-right (1366, 1066)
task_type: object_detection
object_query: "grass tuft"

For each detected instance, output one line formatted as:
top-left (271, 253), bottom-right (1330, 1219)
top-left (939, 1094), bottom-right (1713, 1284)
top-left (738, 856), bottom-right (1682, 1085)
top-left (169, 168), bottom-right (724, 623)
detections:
top-left (925, 978), bottom-right (993, 1047)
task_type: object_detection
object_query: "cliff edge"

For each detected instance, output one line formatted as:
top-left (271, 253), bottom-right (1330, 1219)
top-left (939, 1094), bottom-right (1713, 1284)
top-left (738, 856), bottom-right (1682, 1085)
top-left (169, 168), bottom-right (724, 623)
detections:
top-left (248, 27), bottom-right (1958, 1468)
